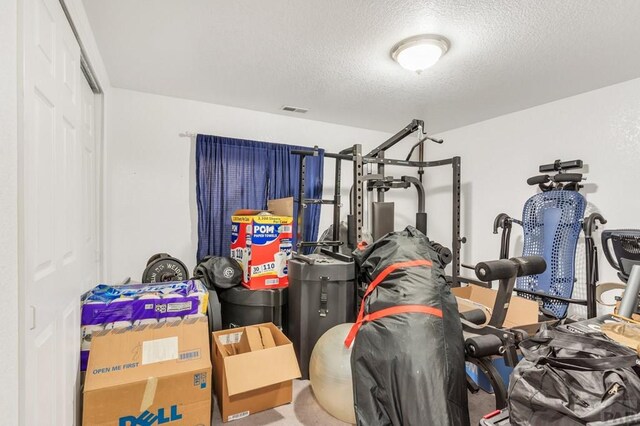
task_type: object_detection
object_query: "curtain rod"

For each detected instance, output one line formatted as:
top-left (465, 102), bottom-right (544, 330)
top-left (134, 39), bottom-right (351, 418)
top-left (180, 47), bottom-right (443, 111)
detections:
top-left (179, 131), bottom-right (197, 138)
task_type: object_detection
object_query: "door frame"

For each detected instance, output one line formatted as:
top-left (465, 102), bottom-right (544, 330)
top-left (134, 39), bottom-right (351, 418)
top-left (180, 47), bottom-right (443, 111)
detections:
top-left (17, 0), bottom-right (106, 423)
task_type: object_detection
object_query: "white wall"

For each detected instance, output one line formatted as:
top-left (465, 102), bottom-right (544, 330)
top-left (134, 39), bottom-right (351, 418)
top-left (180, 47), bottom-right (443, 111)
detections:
top-left (425, 77), bottom-right (640, 314)
top-left (0, 1), bottom-right (19, 423)
top-left (106, 68), bottom-right (640, 314)
top-left (106, 88), bottom-right (412, 282)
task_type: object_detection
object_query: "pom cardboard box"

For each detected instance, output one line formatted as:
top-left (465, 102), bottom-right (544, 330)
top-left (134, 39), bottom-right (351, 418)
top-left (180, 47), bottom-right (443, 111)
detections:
top-left (83, 318), bottom-right (211, 426)
top-left (231, 210), bottom-right (293, 290)
top-left (212, 323), bottom-right (301, 422)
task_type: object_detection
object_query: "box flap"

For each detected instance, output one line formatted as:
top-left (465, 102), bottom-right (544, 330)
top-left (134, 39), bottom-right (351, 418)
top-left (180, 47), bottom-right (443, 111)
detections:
top-left (259, 327), bottom-right (276, 349)
top-left (85, 318), bottom-right (211, 392)
top-left (237, 326), bottom-right (264, 353)
top-left (451, 286), bottom-right (471, 300)
top-left (233, 209), bottom-right (266, 216)
top-left (452, 284), bottom-right (538, 328)
top-left (267, 197), bottom-right (294, 217)
top-left (236, 326), bottom-right (278, 353)
top-left (224, 344), bottom-right (301, 396)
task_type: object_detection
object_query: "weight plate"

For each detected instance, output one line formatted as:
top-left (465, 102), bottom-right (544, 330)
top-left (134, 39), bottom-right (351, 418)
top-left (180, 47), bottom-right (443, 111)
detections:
top-left (141, 255), bottom-right (188, 283)
top-left (146, 252), bottom-right (171, 266)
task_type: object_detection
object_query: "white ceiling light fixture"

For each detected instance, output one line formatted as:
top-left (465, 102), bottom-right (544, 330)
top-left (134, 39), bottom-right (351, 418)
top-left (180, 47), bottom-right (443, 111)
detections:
top-left (391, 34), bottom-right (450, 73)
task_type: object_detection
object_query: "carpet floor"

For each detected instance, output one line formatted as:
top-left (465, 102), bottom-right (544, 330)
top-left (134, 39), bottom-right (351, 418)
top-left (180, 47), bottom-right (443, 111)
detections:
top-left (212, 379), bottom-right (496, 425)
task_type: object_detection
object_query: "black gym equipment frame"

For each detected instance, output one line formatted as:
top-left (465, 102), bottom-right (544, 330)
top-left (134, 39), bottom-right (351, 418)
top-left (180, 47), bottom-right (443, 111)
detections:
top-left (292, 119), bottom-right (464, 286)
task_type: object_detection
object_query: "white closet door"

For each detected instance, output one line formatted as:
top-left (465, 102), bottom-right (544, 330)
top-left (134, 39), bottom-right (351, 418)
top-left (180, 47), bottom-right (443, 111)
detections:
top-left (21, 0), bottom-right (99, 424)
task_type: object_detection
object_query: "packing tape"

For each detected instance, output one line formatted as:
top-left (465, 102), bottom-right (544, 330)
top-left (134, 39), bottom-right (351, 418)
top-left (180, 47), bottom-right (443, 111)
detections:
top-left (140, 376), bottom-right (158, 412)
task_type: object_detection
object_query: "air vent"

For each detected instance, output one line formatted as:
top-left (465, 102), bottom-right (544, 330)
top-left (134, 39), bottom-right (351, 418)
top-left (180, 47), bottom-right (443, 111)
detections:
top-left (281, 105), bottom-right (308, 114)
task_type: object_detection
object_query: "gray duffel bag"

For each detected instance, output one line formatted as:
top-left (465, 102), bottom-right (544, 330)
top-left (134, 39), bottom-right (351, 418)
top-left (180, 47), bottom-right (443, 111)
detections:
top-left (508, 328), bottom-right (640, 425)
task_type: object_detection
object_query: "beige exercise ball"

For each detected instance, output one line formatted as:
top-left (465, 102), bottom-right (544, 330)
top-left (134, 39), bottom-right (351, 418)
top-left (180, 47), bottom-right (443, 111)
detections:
top-left (309, 323), bottom-right (356, 424)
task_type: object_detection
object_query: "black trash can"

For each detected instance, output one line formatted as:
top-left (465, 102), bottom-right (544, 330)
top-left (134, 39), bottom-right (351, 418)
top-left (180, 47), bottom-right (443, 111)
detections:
top-left (287, 253), bottom-right (356, 379)
top-left (219, 286), bottom-right (287, 332)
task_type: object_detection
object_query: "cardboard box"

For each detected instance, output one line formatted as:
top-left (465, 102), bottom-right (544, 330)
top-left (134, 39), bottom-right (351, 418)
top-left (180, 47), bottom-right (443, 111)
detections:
top-left (561, 314), bottom-right (640, 352)
top-left (454, 284), bottom-right (538, 393)
top-left (230, 210), bottom-right (293, 290)
top-left (267, 197), bottom-right (294, 217)
top-left (452, 284), bottom-right (540, 333)
top-left (80, 280), bottom-right (209, 371)
top-left (212, 323), bottom-right (301, 422)
top-left (83, 318), bottom-right (212, 426)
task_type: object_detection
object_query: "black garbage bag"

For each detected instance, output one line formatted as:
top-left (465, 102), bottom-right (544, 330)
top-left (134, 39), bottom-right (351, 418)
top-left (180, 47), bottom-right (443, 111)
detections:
top-left (508, 327), bottom-right (640, 425)
top-left (193, 256), bottom-right (242, 292)
top-left (347, 226), bottom-right (469, 426)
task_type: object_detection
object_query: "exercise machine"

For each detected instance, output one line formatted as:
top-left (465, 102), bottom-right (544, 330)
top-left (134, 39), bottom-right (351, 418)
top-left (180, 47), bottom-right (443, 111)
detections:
top-left (601, 229), bottom-right (640, 317)
top-left (292, 119), bottom-right (465, 285)
top-left (363, 174), bottom-right (427, 240)
top-left (461, 256), bottom-right (547, 409)
top-left (602, 229), bottom-right (640, 282)
top-left (490, 159), bottom-right (606, 319)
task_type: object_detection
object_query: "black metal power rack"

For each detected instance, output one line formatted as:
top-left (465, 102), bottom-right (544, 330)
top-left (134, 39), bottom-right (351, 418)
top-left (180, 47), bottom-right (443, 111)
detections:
top-left (292, 119), bottom-right (464, 286)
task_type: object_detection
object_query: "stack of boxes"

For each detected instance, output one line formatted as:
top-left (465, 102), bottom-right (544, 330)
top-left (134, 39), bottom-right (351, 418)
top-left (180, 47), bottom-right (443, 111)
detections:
top-left (81, 285), bottom-right (301, 425)
top-left (82, 201), bottom-right (299, 424)
top-left (80, 280), bottom-right (208, 371)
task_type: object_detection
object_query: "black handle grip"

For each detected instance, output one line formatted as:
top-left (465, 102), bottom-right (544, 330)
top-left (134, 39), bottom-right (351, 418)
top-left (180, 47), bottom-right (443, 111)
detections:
top-left (465, 334), bottom-right (504, 358)
top-left (460, 309), bottom-right (487, 325)
top-left (493, 213), bottom-right (511, 234)
top-left (584, 213), bottom-right (606, 236)
top-left (511, 256), bottom-right (546, 277)
top-left (526, 175), bottom-right (550, 186)
top-left (431, 242), bottom-right (452, 266)
top-left (475, 260), bottom-right (518, 282)
top-left (600, 230), bottom-right (621, 271)
top-left (475, 256), bottom-right (545, 281)
top-left (553, 173), bottom-right (582, 183)
top-left (539, 159), bottom-right (583, 173)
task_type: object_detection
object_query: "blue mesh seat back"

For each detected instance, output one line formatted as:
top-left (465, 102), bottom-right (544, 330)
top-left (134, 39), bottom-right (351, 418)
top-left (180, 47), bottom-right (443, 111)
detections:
top-left (516, 190), bottom-right (586, 318)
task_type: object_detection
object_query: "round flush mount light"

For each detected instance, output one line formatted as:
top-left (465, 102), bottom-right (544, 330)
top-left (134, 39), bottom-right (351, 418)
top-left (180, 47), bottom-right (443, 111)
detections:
top-left (391, 34), bottom-right (450, 73)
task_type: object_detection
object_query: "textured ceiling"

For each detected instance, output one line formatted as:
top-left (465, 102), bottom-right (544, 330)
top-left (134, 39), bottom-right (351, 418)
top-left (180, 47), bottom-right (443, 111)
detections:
top-left (83, 0), bottom-right (640, 133)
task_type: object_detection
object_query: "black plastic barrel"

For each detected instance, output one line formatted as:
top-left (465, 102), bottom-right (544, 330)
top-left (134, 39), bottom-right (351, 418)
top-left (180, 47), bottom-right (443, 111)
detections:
top-left (219, 286), bottom-right (287, 331)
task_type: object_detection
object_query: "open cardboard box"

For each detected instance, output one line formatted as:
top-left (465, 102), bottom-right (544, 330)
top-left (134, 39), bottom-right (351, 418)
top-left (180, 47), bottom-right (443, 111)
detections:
top-left (454, 284), bottom-right (541, 393)
top-left (212, 322), bottom-right (301, 422)
top-left (452, 284), bottom-right (542, 334)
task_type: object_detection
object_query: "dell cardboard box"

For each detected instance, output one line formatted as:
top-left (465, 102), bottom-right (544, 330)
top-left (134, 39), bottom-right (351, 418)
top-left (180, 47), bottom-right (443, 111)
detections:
top-left (212, 323), bottom-right (301, 422)
top-left (83, 318), bottom-right (211, 426)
